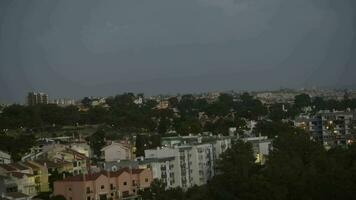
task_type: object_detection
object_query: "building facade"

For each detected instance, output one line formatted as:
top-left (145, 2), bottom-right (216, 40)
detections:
top-left (0, 151), bottom-right (11, 164)
top-left (295, 110), bottom-right (356, 148)
top-left (101, 143), bottom-right (132, 162)
top-left (27, 92), bottom-right (48, 106)
top-left (53, 168), bottom-right (152, 200)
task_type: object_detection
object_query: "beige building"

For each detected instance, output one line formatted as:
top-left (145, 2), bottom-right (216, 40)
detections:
top-left (54, 168), bottom-right (153, 200)
top-left (0, 161), bottom-right (50, 196)
top-left (23, 161), bottom-right (49, 193)
top-left (101, 142), bottom-right (132, 162)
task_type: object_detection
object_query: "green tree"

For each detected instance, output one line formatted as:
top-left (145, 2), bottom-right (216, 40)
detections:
top-left (294, 93), bottom-right (311, 109)
top-left (89, 128), bottom-right (106, 159)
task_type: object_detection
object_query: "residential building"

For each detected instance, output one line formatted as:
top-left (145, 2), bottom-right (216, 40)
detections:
top-left (52, 149), bottom-right (89, 175)
top-left (101, 142), bottom-right (132, 162)
top-left (23, 161), bottom-right (49, 193)
top-left (0, 151), bottom-right (11, 164)
top-left (0, 161), bottom-right (49, 196)
top-left (143, 135), bottom-right (233, 189)
top-left (69, 143), bottom-right (92, 158)
top-left (52, 98), bottom-right (76, 107)
top-left (144, 143), bottom-right (215, 189)
top-left (27, 92), bottom-right (48, 106)
top-left (295, 110), bottom-right (356, 148)
top-left (0, 175), bottom-right (17, 195)
top-left (102, 160), bottom-right (139, 172)
top-left (156, 100), bottom-right (169, 110)
top-left (139, 157), bottom-right (177, 189)
top-left (53, 168), bottom-right (153, 200)
top-left (242, 136), bottom-right (272, 165)
top-left (8, 172), bottom-right (36, 197)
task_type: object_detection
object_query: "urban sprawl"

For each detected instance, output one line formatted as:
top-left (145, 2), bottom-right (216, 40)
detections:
top-left (1, 88), bottom-right (356, 200)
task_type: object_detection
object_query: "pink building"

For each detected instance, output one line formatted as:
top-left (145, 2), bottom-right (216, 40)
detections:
top-left (53, 168), bottom-right (152, 200)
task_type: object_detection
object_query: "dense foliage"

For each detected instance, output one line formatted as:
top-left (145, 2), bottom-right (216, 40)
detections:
top-left (1, 92), bottom-right (356, 135)
top-left (1, 92), bottom-right (356, 162)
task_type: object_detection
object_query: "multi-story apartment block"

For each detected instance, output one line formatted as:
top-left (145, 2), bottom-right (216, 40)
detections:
top-left (0, 161), bottom-right (50, 196)
top-left (23, 161), bottom-right (49, 193)
top-left (295, 110), bottom-right (356, 148)
top-left (143, 141), bottom-right (217, 190)
top-left (52, 98), bottom-right (76, 107)
top-left (27, 92), bottom-right (48, 106)
top-left (53, 168), bottom-right (153, 200)
top-left (139, 157), bottom-right (176, 188)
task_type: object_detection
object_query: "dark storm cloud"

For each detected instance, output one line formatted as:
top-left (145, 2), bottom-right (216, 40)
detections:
top-left (0, 0), bottom-right (355, 103)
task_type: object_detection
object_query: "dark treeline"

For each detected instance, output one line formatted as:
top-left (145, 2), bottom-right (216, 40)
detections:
top-left (141, 126), bottom-right (356, 200)
top-left (1, 93), bottom-right (356, 135)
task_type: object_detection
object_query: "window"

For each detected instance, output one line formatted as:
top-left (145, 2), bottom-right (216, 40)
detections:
top-left (110, 184), bottom-right (114, 190)
top-left (68, 187), bottom-right (72, 191)
top-left (87, 197), bottom-right (90, 200)
top-left (132, 180), bottom-right (136, 186)
top-left (145, 178), bottom-right (149, 182)
top-left (86, 187), bottom-right (90, 193)
top-left (133, 189), bottom-right (136, 193)
top-left (123, 182), bottom-right (127, 186)
top-left (101, 185), bottom-right (105, 189)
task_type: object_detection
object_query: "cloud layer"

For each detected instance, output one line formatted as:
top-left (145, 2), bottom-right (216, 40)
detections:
top-left (0, 0), bottom-right (355, 102)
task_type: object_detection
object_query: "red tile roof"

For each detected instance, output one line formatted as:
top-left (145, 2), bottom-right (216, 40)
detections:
top-left (24, 161), bottom-right (40, 169)
top-left (59, 171), bottom-right (106, 182)
top-left (9, 172), bottom-right (33, 179)
top-left (132, 169), bottom-right (145, 174)
top-left (0, 164), bottom-right (17, 171)
top-left (57, 168), bottom-right (145, 182)
top-left (9, 163), bottom-right (29, 171)
top-left (62, 149), bottom-right (88, 160)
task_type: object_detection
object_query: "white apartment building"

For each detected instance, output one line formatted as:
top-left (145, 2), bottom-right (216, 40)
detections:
top-left (294, 110), bottom-right (356, 148)
top-left (144, 137), bottom-right (225, 189)
top-left (139, 157), bottom-right (177, 188)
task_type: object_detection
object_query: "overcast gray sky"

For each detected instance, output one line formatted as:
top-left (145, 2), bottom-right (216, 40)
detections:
top-left (0, 0), bottom-right (355, 103)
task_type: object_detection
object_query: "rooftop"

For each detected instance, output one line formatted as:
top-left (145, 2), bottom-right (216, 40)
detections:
top-left (58, 168), bottom-right (146, 182)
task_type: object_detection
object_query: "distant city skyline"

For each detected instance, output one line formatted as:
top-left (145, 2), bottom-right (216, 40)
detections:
top-left (1, 0), bottom-right (356, 103)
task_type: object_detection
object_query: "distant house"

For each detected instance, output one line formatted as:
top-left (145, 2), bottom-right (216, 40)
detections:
top-left (101, 142), bottom-right (132, 162)
top-left (0, 151), bottom-right (11, 164)
top-left (53, 168), bottom-right (152, 200)
top-left (52, 149), bottom-right (89, 175)
top-left (8, 172), bottom-right (36, 197)
top-left (0, 175), bottom-right (17, 196)
top-left (0, 161), bottom-right (50, 196)
top-left (23, 161), bottom-right (50, 193)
